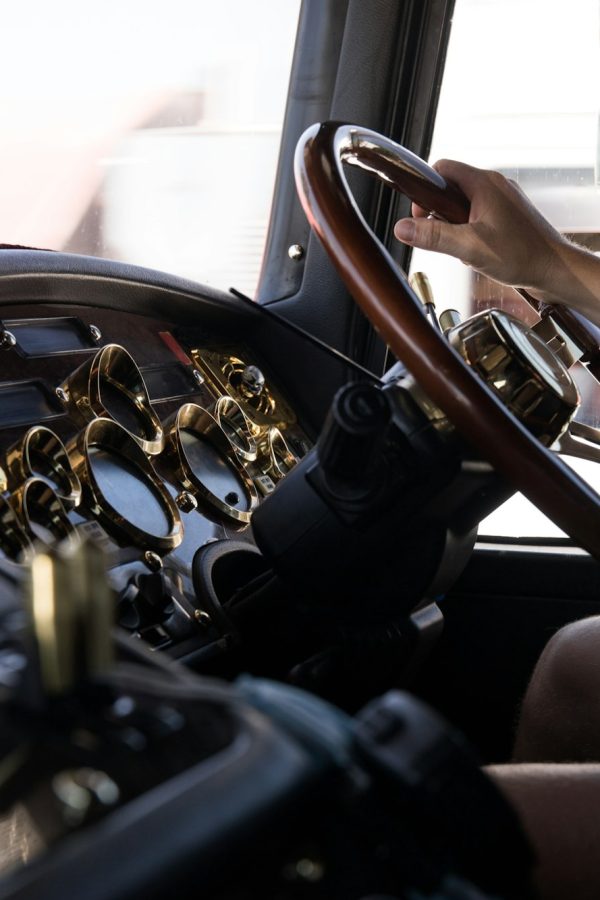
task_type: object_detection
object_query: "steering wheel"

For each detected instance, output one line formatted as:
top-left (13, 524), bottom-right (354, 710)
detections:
top-left (294, 121), bottom-right (600, 560)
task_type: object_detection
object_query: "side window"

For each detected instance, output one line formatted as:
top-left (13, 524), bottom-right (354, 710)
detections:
top-left (410, 0), bottom-right (600, 539)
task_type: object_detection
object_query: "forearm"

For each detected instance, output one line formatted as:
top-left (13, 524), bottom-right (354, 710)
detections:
top-left (524, 240), bottom-right (600, 327)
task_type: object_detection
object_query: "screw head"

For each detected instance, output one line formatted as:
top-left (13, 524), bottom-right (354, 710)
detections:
top-left (0, 330), bottom-right (16, 349)
top-left (176, 490), bottom-right (198, 513)
top-left (55, 387), bottom-right (69, 404)
top-left (288, 244), bottom-right (304, 261)
top-left (194, 609), bottom-right (211, 627)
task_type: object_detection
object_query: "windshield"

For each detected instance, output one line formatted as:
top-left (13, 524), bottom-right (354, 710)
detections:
top-left (1, 1), bottom-right (300, 298)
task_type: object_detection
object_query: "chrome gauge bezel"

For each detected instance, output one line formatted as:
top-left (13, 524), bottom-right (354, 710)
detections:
top-left (11, 476), bottom-right (78, 549)
top-left (60, 344), bottom-right (164, 455)
top-left (214, 396), bottom-right (258, 462)
top-left (260, 426), bottom-right (297, 481)
top-left (68, 418), bottom-right (183, 552)
top-left (0, 493), bottom-right (34, 563)
top-left (6, 426), bottom-right (82, 508)
top-left (164, 403), bottom-right (258, 524)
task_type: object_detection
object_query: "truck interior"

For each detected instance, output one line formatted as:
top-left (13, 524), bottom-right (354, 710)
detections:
top-left (0, 1), bottom-right (599, 897)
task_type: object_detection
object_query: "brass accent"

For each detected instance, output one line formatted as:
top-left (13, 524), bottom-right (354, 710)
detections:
top-left (259, 427), bottom-right (298, 481)
top-left (68, 418), bottom-right (183, 553)
top-left (6, 426), bottom-right (82, 508)
top-left (410, 271), bottom-right (435, 307)
top-left (60, 344), bottom-right (164, 455)
top-left (191, 349), bottom-right (296, 428)
top-left (0, 466), bottom-right (6, 494)
top-left (447, 309), bottom-right (580, 446)
top-left (532, 312), bottom-right (584, 369)
top-left (194, 609), bottom-right (211, 627)
top-left (163, 403), bottom-right (258, 524)
top-left (143, 550), bottom-right (163, 572)
top-left (12, 478), bottom-right (78, 548)
top-left (0, 494), bottom-right (33, 563)
top-left (214, 395), bottom-right (258, 462)
top-left (439, 309), bottom-right (462, 334)
top-left (28, 540), bottom-right (113, 696)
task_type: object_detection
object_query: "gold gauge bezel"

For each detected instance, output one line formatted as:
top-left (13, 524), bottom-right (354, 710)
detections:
top-left (60, 344), bottom-right (164, 455)
top-left (68, 418), bottom-right (183, 553)
top-left (214, 396), bottom-right (258, 462)
top-left (164, 403), bottom-right (258, 524)
top-left (5, 426), bottom-right (82, 509)
top-left (0, 493), bottom-right (34, 563)
top-left (11, 477), bottom-right (78, 549)
top-left (260, 427), bottom-right (297, 481)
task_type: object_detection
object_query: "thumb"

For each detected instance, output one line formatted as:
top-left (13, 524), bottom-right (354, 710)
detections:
top-left (394, 216), bottom-right (473, 264)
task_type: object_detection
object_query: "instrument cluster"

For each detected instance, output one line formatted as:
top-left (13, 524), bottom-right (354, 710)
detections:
top-left (0, 302), bottom-right (309, 650)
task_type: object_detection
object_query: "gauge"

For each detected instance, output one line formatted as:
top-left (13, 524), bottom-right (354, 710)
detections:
top-left (164, 403), bottom-right (258, 524)
top-left (259, 427), bottom-right (297, 481)
top-left (214, 396), bottom-right (258, 462)
top-left (11, 477), bottom-right (77, 548)
top-left (0, 494), bottom-right (33, 562)
top-left (68, 419), bottom-right (183, 552)
top-left (5, 426), bottom-right (81, 508)
top-left (60, 344), bottom-right (164, 455)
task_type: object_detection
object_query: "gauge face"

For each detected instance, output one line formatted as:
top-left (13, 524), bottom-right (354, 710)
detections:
top-left (68, 418), bottom-right (183, 552)
top-left (179, 429), bottom-right (252, 514)
top-left (88, 447), bottom-right (173, 537)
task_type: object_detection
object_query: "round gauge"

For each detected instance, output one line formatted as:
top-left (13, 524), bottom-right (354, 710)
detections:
top-left (68, 419), bottom-right (183, 552)
top-left (0, 494), bottom-right (33, 563)
top-left (260, 427), bottom-right (297, 481)
top-left (6, 426), bottom-right (81, 508)
top-left (164, 404), bottom-right (258, 524)
top-left (214, 396), bottom-right (257, 462)
top-left (60, 344), bottom-right (164, 455)
top-left (12, 477), bottom-right (77, 548)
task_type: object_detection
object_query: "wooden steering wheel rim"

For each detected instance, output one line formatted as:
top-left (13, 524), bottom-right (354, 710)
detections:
top-left (294, 121), bottom-right (600, 558)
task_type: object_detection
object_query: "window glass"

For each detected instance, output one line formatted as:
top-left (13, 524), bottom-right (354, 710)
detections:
top-left (0, 1), bottom-right (300, 298)
top-left (411, 0), bottom-right (600, 539)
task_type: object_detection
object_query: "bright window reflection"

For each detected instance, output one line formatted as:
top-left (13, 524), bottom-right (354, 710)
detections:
top-left (0, 1), bottom-right (300, 297)
top-left (412, 0), bottom-right (600, 539)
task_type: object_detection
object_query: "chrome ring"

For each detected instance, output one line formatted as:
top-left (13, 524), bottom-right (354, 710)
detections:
top-left (214, 396), bottom-right (258, 462)
top-left (164, 403), bottom-right (258, 524)
top-left (5, 426), bottom-right (82, 508)
top-left (12, 477), bottom-right (78, 549)
top-left (260, 427), bottom-right (297, 481)
top-left (59, 344), bottom-right (164, 455)
top-left (68, 418), bottom-right (183, 553)
top-left (0, 493), bottom-right (33, 563)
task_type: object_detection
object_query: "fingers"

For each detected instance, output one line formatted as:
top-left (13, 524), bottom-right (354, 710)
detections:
top-left (394, 216), bottom-right (475, 264)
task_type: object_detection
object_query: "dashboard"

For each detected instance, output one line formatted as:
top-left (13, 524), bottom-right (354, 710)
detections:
top-left (0, 252), bottom-right (321, 659)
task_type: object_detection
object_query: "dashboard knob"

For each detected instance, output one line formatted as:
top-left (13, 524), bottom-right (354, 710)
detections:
top-left (239, 365), bottom-right (265, 398)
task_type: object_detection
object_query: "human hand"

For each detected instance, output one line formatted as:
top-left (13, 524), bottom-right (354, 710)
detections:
top-left (393, 159), bottom-right (567, 297)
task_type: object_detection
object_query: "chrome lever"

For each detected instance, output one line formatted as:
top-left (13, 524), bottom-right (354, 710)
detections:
top-left (553, 420), bottom-right (600, 464)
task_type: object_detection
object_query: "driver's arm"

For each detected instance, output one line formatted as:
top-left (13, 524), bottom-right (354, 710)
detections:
top-left (394, 159), bottom-right (600, 328)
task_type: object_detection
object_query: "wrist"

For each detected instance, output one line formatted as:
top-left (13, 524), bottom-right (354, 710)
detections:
top-left (521, 240), bottom-right (600, 314)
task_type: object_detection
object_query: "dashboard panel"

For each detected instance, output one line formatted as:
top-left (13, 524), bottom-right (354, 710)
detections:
top-left (0, 267), bottom-right (318, 655)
